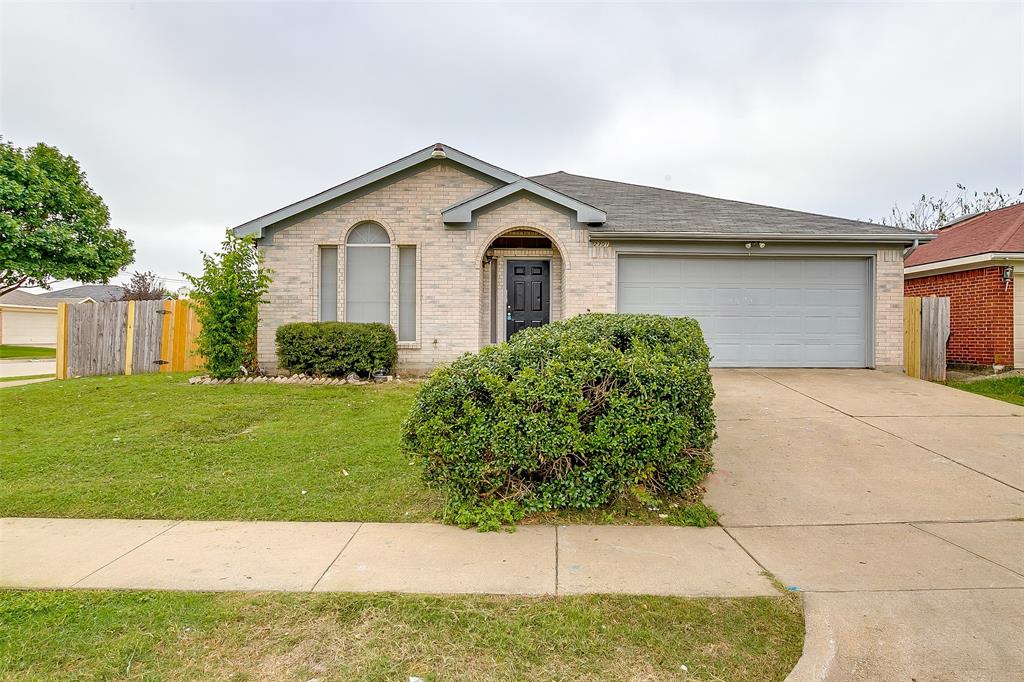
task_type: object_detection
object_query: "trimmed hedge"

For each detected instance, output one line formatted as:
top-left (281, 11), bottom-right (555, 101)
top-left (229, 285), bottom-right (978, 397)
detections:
top-left (275, 322), bottom-right (397, 377)
top-left (401, 313), bottom-right (716, 529)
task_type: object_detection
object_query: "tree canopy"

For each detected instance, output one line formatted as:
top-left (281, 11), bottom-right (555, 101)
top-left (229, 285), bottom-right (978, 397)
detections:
top-left (0, 140), bottom-right (134, 295)
top-left (882, 184), bottom-right (1023, 232)
top-left (120, 270), bottom-right (170, 300)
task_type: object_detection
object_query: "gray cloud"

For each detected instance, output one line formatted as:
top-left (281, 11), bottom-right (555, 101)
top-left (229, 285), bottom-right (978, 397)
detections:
top-left (2, 1), bottom-right (1021, 290)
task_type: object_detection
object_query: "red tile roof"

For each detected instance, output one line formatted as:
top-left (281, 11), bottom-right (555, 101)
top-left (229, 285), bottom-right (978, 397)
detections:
top-left (905, 203), bottom-right (1024, 267)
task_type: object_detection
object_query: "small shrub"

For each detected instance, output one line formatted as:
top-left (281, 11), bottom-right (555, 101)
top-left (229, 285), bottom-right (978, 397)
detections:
top-left (275, 322), bottom-right (397, 377)
top-left (401, 313), bottom-right (716, 529)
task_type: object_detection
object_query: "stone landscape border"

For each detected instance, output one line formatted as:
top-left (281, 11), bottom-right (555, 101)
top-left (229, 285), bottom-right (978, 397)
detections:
top-left (188, 374), bottom-right (399, 386)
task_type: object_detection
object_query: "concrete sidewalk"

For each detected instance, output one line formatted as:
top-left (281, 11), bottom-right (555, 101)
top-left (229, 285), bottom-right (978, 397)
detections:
top-left (0, 517), bottom-right (777, 596)
top-left (4, 517), bottom-right (1024, 679)
top-left (0, 358), bottom-right (56, 378)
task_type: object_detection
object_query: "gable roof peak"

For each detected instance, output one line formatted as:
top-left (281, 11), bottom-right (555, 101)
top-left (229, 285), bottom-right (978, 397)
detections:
top-left (234, 143), bottom-right (521, 238)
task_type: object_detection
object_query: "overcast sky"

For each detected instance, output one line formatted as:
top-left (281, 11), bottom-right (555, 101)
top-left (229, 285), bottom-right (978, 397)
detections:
top-left (2, 1), bottom-right (1022, 291)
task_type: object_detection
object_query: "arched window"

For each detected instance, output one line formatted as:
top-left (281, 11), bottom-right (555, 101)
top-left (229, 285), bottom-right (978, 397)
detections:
top-left (345, 222), bottom-right (390, 323)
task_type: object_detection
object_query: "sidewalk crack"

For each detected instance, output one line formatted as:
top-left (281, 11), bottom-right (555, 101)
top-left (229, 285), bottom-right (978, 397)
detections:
top-left (71, 519), bottom-right (183, 587)
top-left (310, 522), bottom-right (363, 592)
top-left (909, 522), bottom-right (1024, 580)
top-left (554, 525), bottom-right (560, 596)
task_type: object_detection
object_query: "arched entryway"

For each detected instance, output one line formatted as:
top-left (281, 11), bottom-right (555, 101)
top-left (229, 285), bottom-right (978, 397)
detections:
top-left (479, 228), bottom-right (566, 345)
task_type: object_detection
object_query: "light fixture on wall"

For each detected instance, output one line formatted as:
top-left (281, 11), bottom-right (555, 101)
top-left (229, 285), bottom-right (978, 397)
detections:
top-left (1004, 265), bottom-right (1014, 291)
top-left (431, 144), bottom-right (447, 159)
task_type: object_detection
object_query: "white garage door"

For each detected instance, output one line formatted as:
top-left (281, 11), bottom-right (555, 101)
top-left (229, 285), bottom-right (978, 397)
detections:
top-left (617, 256), bottom-right (871, 367)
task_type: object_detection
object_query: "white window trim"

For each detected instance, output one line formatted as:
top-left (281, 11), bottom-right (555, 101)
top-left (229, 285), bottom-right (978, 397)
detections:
top-left (396, 243), bottom-right (421, 348)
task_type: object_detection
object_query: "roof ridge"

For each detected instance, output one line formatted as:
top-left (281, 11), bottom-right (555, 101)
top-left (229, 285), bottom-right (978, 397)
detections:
top-left (530, 170), bottom-right (895, 231)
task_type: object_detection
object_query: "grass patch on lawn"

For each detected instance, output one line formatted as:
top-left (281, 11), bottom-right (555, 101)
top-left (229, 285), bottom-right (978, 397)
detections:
top-left (945, 375), bottom-right (1024, 407)
top-left (0, 373), bottom-right (441, 522)
top-left (0, 590), bottom-right (803, 681)
top-left (0, 344), bottom-right (55, 359)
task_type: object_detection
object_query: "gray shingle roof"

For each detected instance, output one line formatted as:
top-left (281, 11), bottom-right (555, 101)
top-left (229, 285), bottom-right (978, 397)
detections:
top-left (38, 284), bottom-right (125, 302)
top-left (0, 290), bottom-right (57, 307)
top-left (530, 171), bottom-right (917, 238)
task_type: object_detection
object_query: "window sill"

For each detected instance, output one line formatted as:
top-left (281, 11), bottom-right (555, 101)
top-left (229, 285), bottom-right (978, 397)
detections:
top-left (397, 341), bottom-right (421, 350)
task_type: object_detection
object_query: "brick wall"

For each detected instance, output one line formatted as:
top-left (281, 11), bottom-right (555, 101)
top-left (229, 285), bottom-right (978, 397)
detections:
top-left (256, 161), bottom-right (613, 374)
top-left (904, 266), bottom-right (1014, 366)
top-left (874, 249), bottom-right (905, 367)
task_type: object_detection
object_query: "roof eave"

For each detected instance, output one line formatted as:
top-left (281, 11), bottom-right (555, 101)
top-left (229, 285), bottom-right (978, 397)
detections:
top-left (441, 178), bottom-right (607, 226)
top-left (597, 231), bottom-right (932, 244)
top-left (905, 252), bottom-right (1024, 277)
top-left (233, 144), bottom-right (521, 239)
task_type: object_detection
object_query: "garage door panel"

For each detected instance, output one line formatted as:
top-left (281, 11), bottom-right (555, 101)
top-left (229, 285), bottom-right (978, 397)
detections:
top-left (618, 256), bottom-right (870, 367)
top-left (652, 286), bottom-right (683, 306)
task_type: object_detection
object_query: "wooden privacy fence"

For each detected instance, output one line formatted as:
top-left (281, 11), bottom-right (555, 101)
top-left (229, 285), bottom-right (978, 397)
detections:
top-left (904, 296), bottom-right (951, 381)
top-left (56, 299), bottom-right (204, 379)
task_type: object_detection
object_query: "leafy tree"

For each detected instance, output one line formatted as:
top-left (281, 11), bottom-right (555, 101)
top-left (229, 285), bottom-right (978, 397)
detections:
top-left (882, 184), bottom-right (1023, 232)
top-left (120, 270), bottom-right (169, 301)
top-left (0, 140), bottom-right (134, 295)
top-left (184, 232), bottom-right (271, 378)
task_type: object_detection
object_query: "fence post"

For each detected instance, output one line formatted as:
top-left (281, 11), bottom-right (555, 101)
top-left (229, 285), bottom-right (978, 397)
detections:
top-left (172, 300), bottom-right (188, 372)
top-left (903, 297), bottom-right (922, 379)
top-left (56, 302), bottom-right (68, 380)
top-left (123, 300), bottom-right (136, 375)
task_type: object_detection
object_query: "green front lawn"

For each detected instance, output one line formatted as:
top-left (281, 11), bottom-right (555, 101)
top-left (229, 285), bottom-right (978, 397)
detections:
top-left (946, 375), bottom-right (1024, 406)
top-left (0, 344), bottom-right (55, 359)
top-left (0, 374), bottom-right (441, 521)
top-left (0, 590), bottom-right (803, 681)
top-left (1, 373), bottom-right (713, 525)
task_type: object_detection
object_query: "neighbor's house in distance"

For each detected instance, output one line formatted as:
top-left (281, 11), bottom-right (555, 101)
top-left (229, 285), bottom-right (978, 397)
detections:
top-left (904, 202), bottom-right (1024, 369)
top-left (0, 290), bottom-right (94, 347)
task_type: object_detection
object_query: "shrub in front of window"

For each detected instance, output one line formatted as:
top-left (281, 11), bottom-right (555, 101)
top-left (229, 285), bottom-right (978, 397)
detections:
top-left (275, 322), bottom-right (397, 377)
top-left (401, 313), bottom-right (716, 530)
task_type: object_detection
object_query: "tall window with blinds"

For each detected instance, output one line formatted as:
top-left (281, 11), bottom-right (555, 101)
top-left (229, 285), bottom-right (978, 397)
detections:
top-left (345, 222), bottom-right (390, 324)
top-left (398, 246), bottom-right (416, 341)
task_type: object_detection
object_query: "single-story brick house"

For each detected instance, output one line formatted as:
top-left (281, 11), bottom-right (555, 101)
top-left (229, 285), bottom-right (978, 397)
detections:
top-left (233, 143), bottom-right (925, 373)
top-left (905, 202), bottom-right (1024, 369)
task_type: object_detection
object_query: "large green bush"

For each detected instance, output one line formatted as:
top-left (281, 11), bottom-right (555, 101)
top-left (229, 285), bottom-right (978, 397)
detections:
top-left (275, 322), bottom-right (397, 377)
top-left (401, 313), bottom-right (716, 529)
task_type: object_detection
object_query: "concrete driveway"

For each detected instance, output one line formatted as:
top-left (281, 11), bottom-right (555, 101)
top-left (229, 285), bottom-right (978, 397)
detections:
top-left (707, 369), bottom-right (1024, 680)
top-left (0, 358), bottom-right (56, 378)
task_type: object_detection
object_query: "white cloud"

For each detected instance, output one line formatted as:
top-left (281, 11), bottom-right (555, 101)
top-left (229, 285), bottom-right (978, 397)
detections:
top-left (1, 1), bottom-right (1021, 289)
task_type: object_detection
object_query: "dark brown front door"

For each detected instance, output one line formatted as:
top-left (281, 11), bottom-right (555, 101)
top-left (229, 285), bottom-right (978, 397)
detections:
top-left (506, 260), bottom-right (550, 338)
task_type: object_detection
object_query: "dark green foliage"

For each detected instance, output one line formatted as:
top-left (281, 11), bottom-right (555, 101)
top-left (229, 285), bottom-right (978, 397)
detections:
top-left (402, 313), bottom-right (717, 529)
top-left (276, 322), bottom-right (397, 377)
top-left (0, 140), bottom-right (134, 295)
top-left (183, 232), bottom-right (271, 379)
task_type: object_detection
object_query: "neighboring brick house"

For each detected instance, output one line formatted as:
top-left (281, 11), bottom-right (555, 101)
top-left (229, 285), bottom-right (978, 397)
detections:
top-left (233, 143), bottom-right (924, 373)
top-left (905, 203), bottom-right (1024, 369)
